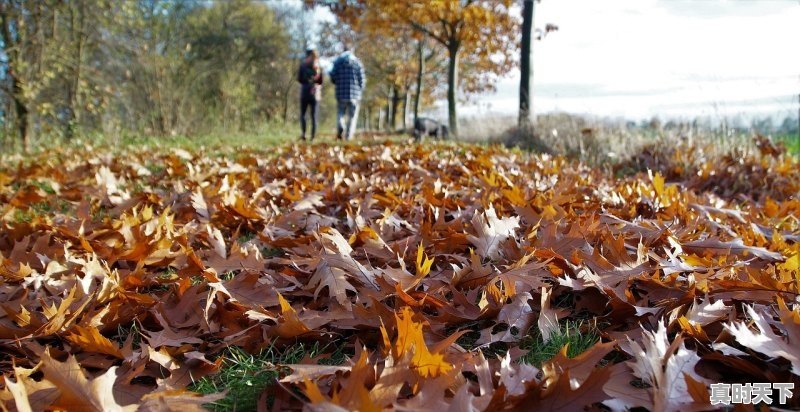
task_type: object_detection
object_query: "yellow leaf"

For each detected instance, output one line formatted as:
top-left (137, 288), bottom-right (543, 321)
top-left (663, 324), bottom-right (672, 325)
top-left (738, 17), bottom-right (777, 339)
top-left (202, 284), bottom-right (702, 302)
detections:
top-left (379, 320), bottom-right (391, 358)
top-left (274, 293), bottom-right (310, 338)
top-left (783, 254), bottom-right (800, 272)
top-left (541, 205), bottom-right (558, 220)
top-left (415, 244), bottom-right (434, 278)
top-left (392, 307), bottom-right (451, 378)
top-left (502, 186), bottom-right (527, 206)
top-left (650, 171), bottom-right (670, 207)
top-left (356, 384), bottom-right (381, 412)
top-left (302, 379), bottom-right (327, 403)
top-left (682, 254), bottom-right (710, 267)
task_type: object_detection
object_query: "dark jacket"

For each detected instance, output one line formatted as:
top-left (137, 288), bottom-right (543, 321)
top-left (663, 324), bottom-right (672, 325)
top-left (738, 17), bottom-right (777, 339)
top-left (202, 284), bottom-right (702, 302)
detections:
top-left (297, 61), bottom-right (323, 100)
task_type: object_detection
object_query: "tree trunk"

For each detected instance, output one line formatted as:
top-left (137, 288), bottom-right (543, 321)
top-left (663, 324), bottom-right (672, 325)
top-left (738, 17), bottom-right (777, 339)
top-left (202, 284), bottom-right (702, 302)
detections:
top-left (446, 43), bottom-right (460, 139)
top-left (13, 76), bottom-right (29, 150)
top-left (413, 39), bottom-right (424, 126)
top-left (402, 89), bottom-right (409, 131)
top-left (66, 0), bottom-right (86, 139)
top-left (0, 5), bottom-right (30, 150)
top-left (389, 85), bottom-right (402, 132)
top-left (386, 105), bottom-right (391, 132)
top-left (388, 86), bottom-right (395, 131)
top-left (519, 0), bottom-right (535, 129)
top-left (282, 82), bottom-right (293, 123)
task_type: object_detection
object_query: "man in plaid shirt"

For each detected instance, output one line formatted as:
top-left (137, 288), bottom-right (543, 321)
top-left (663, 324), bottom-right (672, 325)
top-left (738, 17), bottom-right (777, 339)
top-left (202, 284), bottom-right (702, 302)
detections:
top-left (330, 46), bottom-right (365, 140)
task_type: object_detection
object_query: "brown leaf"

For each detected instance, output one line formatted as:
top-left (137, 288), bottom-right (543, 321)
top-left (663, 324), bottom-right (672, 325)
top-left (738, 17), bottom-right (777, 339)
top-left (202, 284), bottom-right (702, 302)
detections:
top-left (682, 238), bottom-right (784, 262)
top-left (467, 205), bottom-right (520, 260)
top-left (518, 367), bottom-right (612, 411)
top-left (138, 389), bottom-right (226, 412)
top-left (39, 348), bottom-right (136, 411)
top-left (1, 364), bottom-right (60, 412)
top-left (280, 364), bottom-right (351, 384)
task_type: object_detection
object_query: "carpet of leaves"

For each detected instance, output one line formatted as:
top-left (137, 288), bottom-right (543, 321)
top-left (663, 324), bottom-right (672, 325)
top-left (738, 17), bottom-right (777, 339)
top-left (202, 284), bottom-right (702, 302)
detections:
top-left (0, 140), bottom-right (799, 411)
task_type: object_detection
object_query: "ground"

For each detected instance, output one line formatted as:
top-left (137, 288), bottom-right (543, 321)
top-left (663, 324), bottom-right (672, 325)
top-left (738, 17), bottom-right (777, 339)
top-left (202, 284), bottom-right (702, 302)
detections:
top-left (0, 137), bottom-right (799, 411)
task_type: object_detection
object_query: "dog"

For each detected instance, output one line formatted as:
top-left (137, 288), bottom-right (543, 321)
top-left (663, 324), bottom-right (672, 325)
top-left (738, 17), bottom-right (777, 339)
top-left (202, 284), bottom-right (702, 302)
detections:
top-left (413, 117), bottom-right (449, 141)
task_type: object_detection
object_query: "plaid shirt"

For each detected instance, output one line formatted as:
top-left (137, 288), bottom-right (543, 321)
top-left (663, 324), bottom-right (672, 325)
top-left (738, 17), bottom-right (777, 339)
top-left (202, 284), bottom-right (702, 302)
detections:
top-left (330, 52), bottom-right (365, 102)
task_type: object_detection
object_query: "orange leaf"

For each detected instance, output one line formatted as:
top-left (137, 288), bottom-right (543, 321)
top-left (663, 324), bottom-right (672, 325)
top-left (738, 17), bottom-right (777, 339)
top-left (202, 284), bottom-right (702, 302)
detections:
top-left (273, 293), bottom-right (310, 338)
top-left (66, 325), bottom-right (124, 358)
top-left (392, 307), bottom-right (452, 378)
top-left (302, 379), bottom-right (327, 403)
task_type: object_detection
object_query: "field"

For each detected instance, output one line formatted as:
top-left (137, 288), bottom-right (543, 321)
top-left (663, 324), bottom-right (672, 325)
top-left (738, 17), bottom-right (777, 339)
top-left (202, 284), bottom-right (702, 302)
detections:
top-left (1, 136), bottom-right (799, 411)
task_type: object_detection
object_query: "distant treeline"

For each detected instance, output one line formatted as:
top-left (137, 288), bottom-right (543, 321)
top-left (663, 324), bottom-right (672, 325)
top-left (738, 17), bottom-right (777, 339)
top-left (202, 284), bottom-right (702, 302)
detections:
top-left (1, 0), bottom-right (530, 150)
top-left (0, 1), bottom-right (339, 150)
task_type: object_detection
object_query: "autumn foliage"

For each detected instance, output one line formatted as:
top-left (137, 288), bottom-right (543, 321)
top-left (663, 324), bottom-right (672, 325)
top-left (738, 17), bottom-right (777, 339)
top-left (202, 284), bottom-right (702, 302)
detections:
top-left (0, 140), bottom-right (799, 410)
top-left (333, 0), bottom-right (518, 137)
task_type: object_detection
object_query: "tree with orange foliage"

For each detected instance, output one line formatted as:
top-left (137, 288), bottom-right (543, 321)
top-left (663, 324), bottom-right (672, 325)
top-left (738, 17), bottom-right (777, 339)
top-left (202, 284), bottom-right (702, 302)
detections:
top-left (333, 0), bottom-right (518, 139)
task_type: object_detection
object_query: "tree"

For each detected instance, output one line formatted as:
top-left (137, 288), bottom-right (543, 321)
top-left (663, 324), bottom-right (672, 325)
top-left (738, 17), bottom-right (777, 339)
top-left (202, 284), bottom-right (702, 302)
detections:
top-left (519, 0), bottom-right (557, 130)
top-left (98, 0), bottom-right (198, 135)
top-left (519, 0), bottom-right (535, 129)
top-left (185, 1), bottom-right (293, 131)
top-left (0, 0), bottom-right (44, 150)
top-left (334, 0), bottom-right (518, 139)
top-left (0, 0), bottom-right (117, 147)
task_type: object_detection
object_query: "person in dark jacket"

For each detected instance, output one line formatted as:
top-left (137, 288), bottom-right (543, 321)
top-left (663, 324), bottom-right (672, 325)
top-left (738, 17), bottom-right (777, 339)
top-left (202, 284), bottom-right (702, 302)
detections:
top-left (329, 46), bottom-right (365, 140)
top-left (297, 49), bottom-right (323, 141)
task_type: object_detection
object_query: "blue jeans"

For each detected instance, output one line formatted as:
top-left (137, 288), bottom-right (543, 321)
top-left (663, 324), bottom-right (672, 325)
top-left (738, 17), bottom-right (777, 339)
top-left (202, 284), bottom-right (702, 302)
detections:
top-left (337, 100), bottom-right (360, 140)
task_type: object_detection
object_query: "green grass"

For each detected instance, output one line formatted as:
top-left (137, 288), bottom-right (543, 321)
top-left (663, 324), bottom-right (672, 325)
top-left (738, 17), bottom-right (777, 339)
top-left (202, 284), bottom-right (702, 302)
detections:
top-left (5, 122), bottom-right (297, 157)
top-left (11, 199), bottom-right (71, 223)
top-left (261, 247), bottom-right (285, 258)
top-left (32, 180), bottom-right (57, 195)
top-left (519, 321), bottom-right (599, 367)
top-left (237, 232), bottom-right (257, 244)
top-left (220, 271), bottom-right (237, 281)
top-left (191, 342), bottom-right (349, 412)
top-left (776, 133), bottom-right (800, 155)
top-left (113, 321), bottom-right (143, 349)
top-left (4, 124), bottom-right (413, 166)
top-left (449, 318), bottom-right (600, 365)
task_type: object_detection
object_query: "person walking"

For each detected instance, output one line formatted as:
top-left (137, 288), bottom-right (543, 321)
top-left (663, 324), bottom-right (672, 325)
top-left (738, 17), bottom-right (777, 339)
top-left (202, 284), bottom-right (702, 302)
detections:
top-left (329, 45), bottom-right (365, 140)
top-left (297, 49), bottom-right (323, 141)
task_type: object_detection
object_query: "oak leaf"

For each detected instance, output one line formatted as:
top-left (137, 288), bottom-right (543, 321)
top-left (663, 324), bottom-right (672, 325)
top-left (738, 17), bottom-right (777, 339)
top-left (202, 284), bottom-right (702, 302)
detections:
top-left (724, 304), bottom-right (800, 375)
top-left (389, 306), bottom-right (452, 378)
top-left (467, 205), bottom-right (520, 260)
top-left (39, 348), bottom-right (136, 411)
top-left (66, 325), bottom-right (124, 358)
top-left (624, 322), bottom-right (712, 411)
top-left (273, 292), bottom-right (311, 338)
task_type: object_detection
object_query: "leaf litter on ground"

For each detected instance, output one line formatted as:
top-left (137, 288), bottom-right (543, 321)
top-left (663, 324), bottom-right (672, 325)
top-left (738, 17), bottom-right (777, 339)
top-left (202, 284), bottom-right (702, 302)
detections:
top-left (0, 139), bottom-right (799, 410)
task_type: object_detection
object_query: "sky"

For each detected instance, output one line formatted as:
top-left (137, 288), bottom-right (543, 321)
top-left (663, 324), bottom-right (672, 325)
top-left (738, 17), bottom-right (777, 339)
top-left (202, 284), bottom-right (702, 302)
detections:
top-left (458, 0), bottom-right (800, 122)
